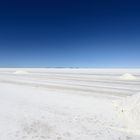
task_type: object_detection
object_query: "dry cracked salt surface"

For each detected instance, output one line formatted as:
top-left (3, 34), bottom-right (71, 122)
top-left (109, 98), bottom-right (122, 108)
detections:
top-left (0, 68), bottom-right (140, 140)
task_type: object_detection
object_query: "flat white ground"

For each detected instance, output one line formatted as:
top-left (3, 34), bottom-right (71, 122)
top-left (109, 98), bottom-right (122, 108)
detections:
top-left (0, 68), bottom-right (140, 140)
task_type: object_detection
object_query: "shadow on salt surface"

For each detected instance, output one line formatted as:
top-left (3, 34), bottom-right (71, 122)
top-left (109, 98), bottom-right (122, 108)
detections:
top-left (20, 120), bottom-right (53, 139)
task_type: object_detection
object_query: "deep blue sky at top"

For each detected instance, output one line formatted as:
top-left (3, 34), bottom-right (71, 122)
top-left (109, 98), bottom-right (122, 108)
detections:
top-left (0, 0), bottom-right (140, 67)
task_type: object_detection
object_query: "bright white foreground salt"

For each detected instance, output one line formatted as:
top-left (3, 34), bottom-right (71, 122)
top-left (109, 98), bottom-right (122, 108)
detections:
top-left (0, 83), bottom-right (119, 140)
top-left (0, 68), bottom-right (140, 140)
top-left (117, 93), bottom-right (140, 132)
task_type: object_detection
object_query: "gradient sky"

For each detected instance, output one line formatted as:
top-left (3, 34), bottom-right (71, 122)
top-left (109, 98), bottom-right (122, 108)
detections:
top-left (0, 0), bottom-right (140, 67)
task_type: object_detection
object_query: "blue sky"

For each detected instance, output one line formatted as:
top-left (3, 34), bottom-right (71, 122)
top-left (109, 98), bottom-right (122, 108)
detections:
top-left (0, 0), bottom-right (140, 67)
